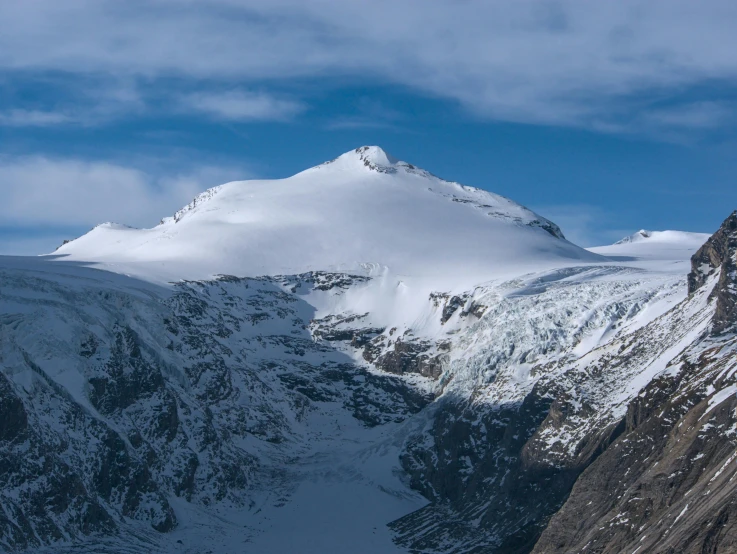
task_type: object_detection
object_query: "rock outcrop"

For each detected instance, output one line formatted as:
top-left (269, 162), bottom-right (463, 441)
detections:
top-left (689, 211), bottom-right (737, 335)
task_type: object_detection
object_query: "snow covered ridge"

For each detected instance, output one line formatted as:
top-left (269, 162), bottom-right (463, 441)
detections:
top-left (53, 146), bottom-right (581, 284)
top-left (613, 229), bottom-right (710, 246)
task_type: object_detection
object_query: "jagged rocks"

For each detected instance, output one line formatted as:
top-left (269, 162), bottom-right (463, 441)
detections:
top-left (391, 379), bottom-right (625, 554)
top-left (688, 211), bottom-right (736, 294)
top-left (712, 212), bottom-right (737, 334)
top-left (364, 333), bottom-right (448, 380)
top-left (312, 305), bottom-right (454, 380)
top-left (311, 313), bottom-right (385, 347)
top-left (429, 291), bottom-right (488, 325)
top-left (533, 339), bottom-right (737, 554)
top-left (88, 326), bottom-right (166, 415)
top-left (430, 293), bottom-right (468, 324)
top-left (688, 210), bottom-right (737, 334)
top-left (277, 271), bottom-right (371, 294)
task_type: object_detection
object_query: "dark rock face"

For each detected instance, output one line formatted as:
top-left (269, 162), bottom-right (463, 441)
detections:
top-left (712, 213), bottom-right (737, 334)
top-left (367, 336), bottom-right (448, 380)
top-left (688, 210), bottom-right (737, 334)
top-left (533, 340), bottom-right (737, 554)
top-left (88, 326), bottom-right (166, 415)
top-left (311, 312), bottom-right (385, 346)
top-left (312, 308), bottom-right (453, 381)
top-left (688, 211), bottom-right (736, 294)
top-left (277, 271), bottom-right (371, 293)
top-left (0, 373), bottom-right (27, 444)
top-left (530, 220), bottom-right (566, 240)
top-left (393, 391), bottom-right (555, 553)
top-left (391, 383), bottom-right (623, 553)
top-left (429, 293), bottom-right (487, 325)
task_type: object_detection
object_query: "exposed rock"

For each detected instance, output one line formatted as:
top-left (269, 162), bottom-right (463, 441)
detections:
top-left (533, 338), bottom-right (737, 554)
top-left (688, 211), bottom-right (736, 294)
top-left (277, 271), bottom-right (371, 294)
top-left (688, 211), bottom-right (737, 335)
top-left (0, 373), bottom-right (27, 444)
top-left (392, 382), bottom-right (623, 554)
top-left (364, 333), bottom-right (448, 380)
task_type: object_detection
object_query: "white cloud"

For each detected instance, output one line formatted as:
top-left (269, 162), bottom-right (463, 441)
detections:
top-left (0, 77), bottom-right (145, 127)
top-left (0, 156), bottom-right (249, 228)
top-left (0, 109), bottom-right (73, 126)
top-left (326, 97), bottom-right (405, 130)
top-left (1, 0), bottom-right (736, 130)
top-left (0, 233), bottom-right (72, 256)
top-left (641, 101), bottom-right (736, 130)
top-left (178, 90), bottom-right (304, 121)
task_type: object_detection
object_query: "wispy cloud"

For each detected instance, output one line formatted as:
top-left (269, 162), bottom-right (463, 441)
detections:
top-left (531, 204), bottom-right (633, 247)
top-left (0, 229), bottom-right (75, 256)
top-left (326, 97), bottom-right (406, 130)
top-left (0, 75), bottom-right (145, 127)
top-left (641, 101), bottom-right (736, 130)
top-left (178, 90), bottom-right (305, 122)
top-left (325, 117), bottom-right (403, 131)
top-left (1, 0), bottom-right (736, 133)
top-left (0, 109), bottom-right (73, 127)
top-left (0, 156), bottom-right (250, 228)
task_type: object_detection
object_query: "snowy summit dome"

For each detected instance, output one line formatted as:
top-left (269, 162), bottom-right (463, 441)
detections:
top-left (54, 146), bottom-right (595, 283)
top-left (312, 146), bottom-right (416, 175)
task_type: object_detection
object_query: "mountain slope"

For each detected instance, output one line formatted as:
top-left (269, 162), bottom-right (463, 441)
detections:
top-left (0, 259), bottom-right (429, 553)
top-left (589, 229), bottom-right (711, 274)
top-left (2, 147), bottom-right (734, 553)
top-left (532, 211), bottom-right (737, 553)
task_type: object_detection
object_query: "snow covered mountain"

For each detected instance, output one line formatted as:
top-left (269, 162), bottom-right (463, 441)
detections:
top-left (55, 146), bottom-right (595, 285)
top-left (591, 229), bottom-right (711, 272)
top-left (2, 147), bottom-right (736, 553)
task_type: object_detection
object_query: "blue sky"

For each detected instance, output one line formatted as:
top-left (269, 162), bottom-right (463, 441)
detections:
top-left (1, 0), bottom-right (737, 253)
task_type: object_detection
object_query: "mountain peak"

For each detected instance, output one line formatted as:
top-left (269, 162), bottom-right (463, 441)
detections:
top-left (317, 145), bottom-right (415, 174)
top-left (352, 145), bottom-right (399, 167)
top-left (615, 230), bottom-right (652, 244)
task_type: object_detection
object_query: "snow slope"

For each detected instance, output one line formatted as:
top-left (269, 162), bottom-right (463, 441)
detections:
top-left (54, 146), bottom-right (598, 286)
top-left (590, 229), bottom-right (711, 273)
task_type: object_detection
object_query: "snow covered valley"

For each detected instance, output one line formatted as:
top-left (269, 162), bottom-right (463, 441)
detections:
top-left (2, 148), bottom-right (736, 553)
